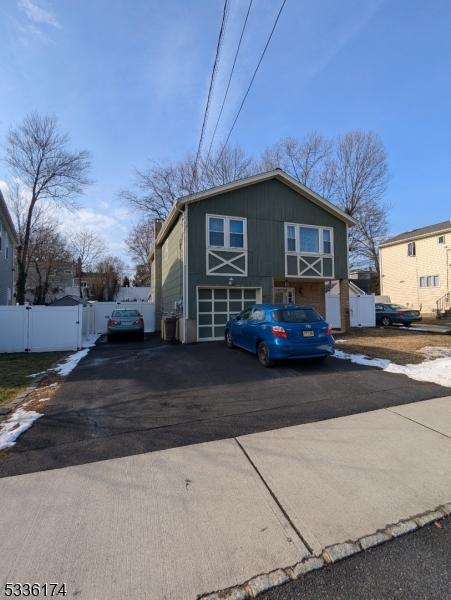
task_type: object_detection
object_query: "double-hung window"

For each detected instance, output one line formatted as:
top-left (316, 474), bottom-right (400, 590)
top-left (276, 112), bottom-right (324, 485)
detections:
top-left (407, 242), bottom-right (416, 256)
top-left (207, 215), bottom-right (246, 250)
top-left (285, 224), bottom-right (333, 255)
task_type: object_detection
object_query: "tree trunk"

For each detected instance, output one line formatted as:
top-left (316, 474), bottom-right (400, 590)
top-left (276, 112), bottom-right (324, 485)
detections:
top-left (15, 257), bottom-right (27, 305)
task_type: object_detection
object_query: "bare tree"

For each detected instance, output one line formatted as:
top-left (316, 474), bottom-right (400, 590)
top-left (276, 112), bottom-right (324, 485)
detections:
top-left (260, 132), bottom-right (334, 197)
top-left (120, 145), bottom-right (256, 220)
top-left (4, 113), bottom-right (91, 303)
top-left (330, 131), bottom-right (389, 276)
top-left (31, 227), bottom-right (71, 304)
top-left (125, 220), bottom-right (154, 286)
top-left (70, 228), bottom-right (105, 298)
top-left (262, 131), bottom-right (388, 274)
top-left (90, 256), bottom-right (126, 301)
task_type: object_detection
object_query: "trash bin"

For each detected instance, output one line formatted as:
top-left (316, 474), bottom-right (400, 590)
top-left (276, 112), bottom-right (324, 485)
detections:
top-left (162, 316), bottom-right (177, 342)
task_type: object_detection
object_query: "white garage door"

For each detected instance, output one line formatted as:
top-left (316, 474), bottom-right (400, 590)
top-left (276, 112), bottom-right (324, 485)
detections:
top-left (197, 287), bottom-right (261, 341)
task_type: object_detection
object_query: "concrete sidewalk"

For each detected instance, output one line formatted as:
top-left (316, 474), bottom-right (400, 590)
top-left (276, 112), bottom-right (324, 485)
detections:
top-left (0, 397), bottom-right (450, 599)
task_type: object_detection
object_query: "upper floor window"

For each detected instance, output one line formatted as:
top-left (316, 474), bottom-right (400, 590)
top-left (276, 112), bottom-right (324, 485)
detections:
top-left (407, 241), bottom-right (416, 256)
top-left (207, 215), bottom-right (246, 250)
top-left (64, 269), bottom-right (72, 275)
top-left (438, 235), bottom-right (445, 244)
top-left (285, 223), bottom-right (333, 255)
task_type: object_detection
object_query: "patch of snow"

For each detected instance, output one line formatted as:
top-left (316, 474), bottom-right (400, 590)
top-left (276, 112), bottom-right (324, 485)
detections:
top-left (334, 339), bottom-right (347, 344)
top-left (0, 408), bottom-right (43, 450)
top-left (417, 346), bottom-right (451, 359)
top-left (82, 334), bottom-right (101, 348)
top-left (385, 357), bottom-right (451, 387)
top-left (333, 349), bottom-right (391, 369)
top-left (334, 348), bottom-right (451, 387)
top-left (27, 370), bottom-right (47, 378)
top-left (52, 348), bottom-right (91, 376)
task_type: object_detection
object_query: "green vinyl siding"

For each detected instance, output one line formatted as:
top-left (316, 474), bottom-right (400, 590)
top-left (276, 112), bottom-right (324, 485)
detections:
top-left (161, 216), bottom-right (183, 314)
top-left (187, 179), bottom-right (348, 319)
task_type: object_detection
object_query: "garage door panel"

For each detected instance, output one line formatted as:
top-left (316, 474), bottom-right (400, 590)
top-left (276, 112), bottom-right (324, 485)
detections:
top-left (197, 287), bottom-right (261, 341)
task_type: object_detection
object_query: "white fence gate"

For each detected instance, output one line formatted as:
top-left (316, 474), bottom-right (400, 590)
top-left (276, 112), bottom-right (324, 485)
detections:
top-left (0, 305), bottom-right (82, 353)
top-left (0, 302), bottom-right (155, 353)
top-left (349, 295), bottom-right (376, 327)
top-left (325, 294), bottom-right (341, 329)
top-left (325, 293), bottom-right (375, 329)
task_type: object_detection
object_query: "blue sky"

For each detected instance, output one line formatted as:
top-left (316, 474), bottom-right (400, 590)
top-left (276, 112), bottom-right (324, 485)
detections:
top-left (0, 0), bottom-right (450, 268)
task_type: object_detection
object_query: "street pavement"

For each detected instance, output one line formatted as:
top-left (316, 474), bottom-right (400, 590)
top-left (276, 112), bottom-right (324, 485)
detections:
top-left (0, 396), bottom-right (450, 599)
top-left (261, 517), bottom-right (451, 600)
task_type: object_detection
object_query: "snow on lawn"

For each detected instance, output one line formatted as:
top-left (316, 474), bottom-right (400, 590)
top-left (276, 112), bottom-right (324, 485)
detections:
top-left (385, 357), bottom-right (451, 387)
top-left (334, 349), bottom-right (451, 387)
top-left (52, 348), bottom-right (91, 376)
top-left (333, 349), bottom-right (391, 369)
top-left (0, 408), bottom-right (43, 450)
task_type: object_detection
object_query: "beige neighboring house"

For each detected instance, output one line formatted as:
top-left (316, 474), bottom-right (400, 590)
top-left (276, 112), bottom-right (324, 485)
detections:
top-left (379, 219), bottom-right (451, 316)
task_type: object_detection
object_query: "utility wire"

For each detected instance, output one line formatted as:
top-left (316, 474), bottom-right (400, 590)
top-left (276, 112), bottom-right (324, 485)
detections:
top-left (205, 0), bottom-right (254, 162)
top-left (214, 0), bottom-right (287, 167)
top-left (194, 0), bottom-right (230, 176)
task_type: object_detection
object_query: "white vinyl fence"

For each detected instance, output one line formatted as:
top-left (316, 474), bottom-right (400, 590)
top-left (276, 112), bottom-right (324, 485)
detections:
top-left (349, 295), bottom-right (376, 327)
top-left (325, 293), bottom-right (376, 329)
top-left (0, 302), bottom-right (155, 353)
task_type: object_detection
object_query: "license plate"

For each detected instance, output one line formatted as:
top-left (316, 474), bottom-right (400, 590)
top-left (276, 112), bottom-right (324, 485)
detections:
top-left (302, 330), bottom-right (315, 337)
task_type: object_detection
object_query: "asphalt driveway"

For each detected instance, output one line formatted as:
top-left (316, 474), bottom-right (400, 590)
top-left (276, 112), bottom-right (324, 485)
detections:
top-left (1, 334), bottom-right (450, 477)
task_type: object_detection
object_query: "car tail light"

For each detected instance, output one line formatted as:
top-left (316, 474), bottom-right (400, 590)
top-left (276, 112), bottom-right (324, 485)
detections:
top-left (326, 324), bottom-right (332, 335)
top-left (271, 325), bottom-right (287, 339)
top-left (134, 318), bottom-right (144, 325)
top-left (108, 319), bottom-right (118, 326)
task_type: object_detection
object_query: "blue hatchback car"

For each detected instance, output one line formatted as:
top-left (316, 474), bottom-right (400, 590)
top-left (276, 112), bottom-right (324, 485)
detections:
top-left (225, 304), bottom-right (335, 367)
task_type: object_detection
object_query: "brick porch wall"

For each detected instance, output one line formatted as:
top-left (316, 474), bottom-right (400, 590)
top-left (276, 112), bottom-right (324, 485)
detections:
top-left (295, 281), bottom-right (326, 317)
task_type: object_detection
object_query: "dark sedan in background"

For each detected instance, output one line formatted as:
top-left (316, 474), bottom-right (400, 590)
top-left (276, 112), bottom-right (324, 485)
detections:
top-left (375, 303), bottom-right (422, 327)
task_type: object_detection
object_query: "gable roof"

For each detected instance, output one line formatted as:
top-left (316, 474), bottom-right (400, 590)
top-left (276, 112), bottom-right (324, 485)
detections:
top-left (380, 219), bottom-right (451, 248)
top-left (0, 190), bottom-right (19, 245)
top-left (155, 169), bottom-right (356, 248)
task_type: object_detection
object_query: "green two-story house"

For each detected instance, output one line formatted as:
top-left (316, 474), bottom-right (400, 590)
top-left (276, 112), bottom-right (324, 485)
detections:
top-left (150, 169), bottom-right (355, 343)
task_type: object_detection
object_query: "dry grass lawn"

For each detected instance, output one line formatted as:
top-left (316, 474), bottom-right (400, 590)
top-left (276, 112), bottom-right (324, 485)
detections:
top-left (335, 328), bottom-right (451, 365)
top-left (0, 352), bottom-right (67, 405)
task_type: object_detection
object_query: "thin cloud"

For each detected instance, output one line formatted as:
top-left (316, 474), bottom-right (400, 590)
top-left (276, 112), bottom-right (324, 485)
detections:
top-left (18, 0), bottom-right (61, 29)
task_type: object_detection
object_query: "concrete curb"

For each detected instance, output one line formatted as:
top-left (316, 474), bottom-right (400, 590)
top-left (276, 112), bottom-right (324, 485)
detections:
top-left (198, 503), bottom-right (450, 600)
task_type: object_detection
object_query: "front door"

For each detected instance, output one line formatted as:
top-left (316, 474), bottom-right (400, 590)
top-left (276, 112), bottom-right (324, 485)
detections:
top-left (273, 287), bottom-right (295, 304)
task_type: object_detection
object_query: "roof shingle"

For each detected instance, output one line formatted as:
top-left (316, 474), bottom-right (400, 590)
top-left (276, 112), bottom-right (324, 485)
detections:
top-left (380, 219), bottom-right (451, 247)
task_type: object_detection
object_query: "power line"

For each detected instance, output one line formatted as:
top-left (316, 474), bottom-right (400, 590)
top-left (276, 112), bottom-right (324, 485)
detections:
top-left (214, 0), bottom-right (287, 167)
top-left (205, 0), bottom-right (254, 162)
top-left (194, 0), bottom-right (230, 174)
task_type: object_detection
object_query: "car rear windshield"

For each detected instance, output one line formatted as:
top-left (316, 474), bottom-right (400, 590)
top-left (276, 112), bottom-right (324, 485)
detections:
top-left (112, 310), bottom-right (141, 317)
top-left (273, 308), bottom-right (322, 323)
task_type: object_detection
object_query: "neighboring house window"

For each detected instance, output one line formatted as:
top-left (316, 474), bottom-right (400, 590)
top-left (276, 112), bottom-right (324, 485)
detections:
top-left (207, 215), bottom-right (247, 249)
top-left (438, 235), bottom-right (445, 244)
top-left (64, 269), bottom-right (72, 275)
top-left (407, 242), bottom-right (416, 256)
top-left (285, 224), bottom-right (333, 256)
top-left (419, 275), bottom-right (440, 288)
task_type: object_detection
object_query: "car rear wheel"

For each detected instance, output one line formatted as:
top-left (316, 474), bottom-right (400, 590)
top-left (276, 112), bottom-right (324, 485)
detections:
top-left (257, 341), bottom-right (274, 368)
top-left (381, 316), bottom-right (391, 327)
top-left (225, 330), bottom-right (235, 349)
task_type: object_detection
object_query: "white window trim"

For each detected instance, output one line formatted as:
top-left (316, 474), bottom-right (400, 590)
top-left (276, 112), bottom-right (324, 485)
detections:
top-left (206, 214), bottom-right (248, 277)
top-left (285, 223), bottom-right (334, 256)
top-left (284, 222), bottom-right (334, 279)
top-left (206, 214), bottom-right (247, 251)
